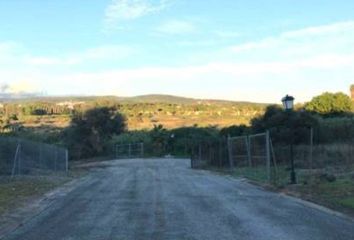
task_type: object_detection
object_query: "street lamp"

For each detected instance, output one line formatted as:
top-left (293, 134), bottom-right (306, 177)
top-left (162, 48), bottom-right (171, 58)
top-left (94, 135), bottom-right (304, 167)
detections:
top-left (282, 95), bottom-right (297, 184)
top-left (281, 95), bottom-right (295, 111)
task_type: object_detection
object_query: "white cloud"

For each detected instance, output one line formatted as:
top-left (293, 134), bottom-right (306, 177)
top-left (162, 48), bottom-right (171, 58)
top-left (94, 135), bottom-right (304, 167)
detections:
top-left (38, 52), bottom-right (354, 100)
top-left (8, 81), bottom-right (39, 94)
top-left (177, 40), bottom-right (217, 47)
top-left (0, 42), bottom-right (26, 63)
top-left (1, 20), bottom-right (354, 103)
top-left (282, 21), bottom-right (354, 38)
top-left (2, 51), bottom-right (353, 102)
top-left (103, 0), bottom-right (171, 32)
top-left (156, 20), bottom-right (196, 35)
top-left (25, 57), bottom-right (76, 66)
top-left (231, 21), bottom-right (354, 54)
top-left (0, 81), bottom-right (40, 98)
top-left (0, 42), bottom-right (19, 53)
top-left (25, 45), bottom-right (136, 66)
top-left (214, 30), bottom-right (240, 38)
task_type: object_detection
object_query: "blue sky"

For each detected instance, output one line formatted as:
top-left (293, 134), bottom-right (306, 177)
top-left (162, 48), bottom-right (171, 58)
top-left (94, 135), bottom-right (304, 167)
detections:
top-left (0, 0), bottom-right (354, 103)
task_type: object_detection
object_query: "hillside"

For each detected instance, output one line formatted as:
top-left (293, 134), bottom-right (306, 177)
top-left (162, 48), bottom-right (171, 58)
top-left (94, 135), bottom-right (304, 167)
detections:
top-left (0, 94), bottom-right (269, 135)
top-left (1, 94), bottom-right (266, 105)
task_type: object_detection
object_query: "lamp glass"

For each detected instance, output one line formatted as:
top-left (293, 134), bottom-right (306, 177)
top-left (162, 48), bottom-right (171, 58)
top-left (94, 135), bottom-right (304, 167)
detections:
top-left (282, 95), bottom-right (294, 110)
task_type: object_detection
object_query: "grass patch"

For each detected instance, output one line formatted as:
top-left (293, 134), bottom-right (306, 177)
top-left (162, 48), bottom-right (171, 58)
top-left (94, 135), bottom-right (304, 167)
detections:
top-left (0, 175), bottom-right (75, 215)
top-left (295, 177), bottom-right (354, 212)
top-left (204, 165), bottom-right (354, 215)
top-left (230, 166), bottom-right (290, 187)
top-left (338, 197), bottom-right (354, 209)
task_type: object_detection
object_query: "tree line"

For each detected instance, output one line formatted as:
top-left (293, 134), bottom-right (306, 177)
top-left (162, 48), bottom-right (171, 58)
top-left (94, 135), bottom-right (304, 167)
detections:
top-left (59, 91), bottom-right (353, 160)
top-left (1, 91), bottom-right (353, 160)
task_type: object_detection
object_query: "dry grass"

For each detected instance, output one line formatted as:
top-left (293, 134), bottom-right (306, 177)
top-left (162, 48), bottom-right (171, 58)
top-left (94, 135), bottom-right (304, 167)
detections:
top-left (0, 176), bottom-right (67, 214)
top-left (0, 169), bottom-right (86, 215)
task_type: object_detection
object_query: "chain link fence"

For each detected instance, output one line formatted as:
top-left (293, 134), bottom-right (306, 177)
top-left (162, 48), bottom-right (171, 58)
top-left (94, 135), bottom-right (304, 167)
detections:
top-left (115, 143), bottom-right (144, 159)
top-left (227, 131), bottom-right (278, 183)
top-left (191, 127), bottom-right (354, 186)
top-left (190, 139), bottom-right (229, 169)
top-left (0, 137), bottom-right (68, 176)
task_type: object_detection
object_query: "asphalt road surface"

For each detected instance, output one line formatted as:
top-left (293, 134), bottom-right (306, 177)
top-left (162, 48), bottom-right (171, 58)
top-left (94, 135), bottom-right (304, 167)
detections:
top-left (3, 159), bottom-right (354, 240)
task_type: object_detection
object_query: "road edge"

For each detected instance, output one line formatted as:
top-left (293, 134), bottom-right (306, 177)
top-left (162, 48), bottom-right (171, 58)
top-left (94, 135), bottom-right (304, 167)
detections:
top-left (225, 175), bottom-right (354, 223)
top-left (0, 173), bottom-right (92, 239)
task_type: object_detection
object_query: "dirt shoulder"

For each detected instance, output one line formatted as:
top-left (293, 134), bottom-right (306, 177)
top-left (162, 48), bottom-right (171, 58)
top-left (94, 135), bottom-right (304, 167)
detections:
top-left (0, 169), bottom-right (88, 238)
top-left (204, 167), bottom-right (354, 218)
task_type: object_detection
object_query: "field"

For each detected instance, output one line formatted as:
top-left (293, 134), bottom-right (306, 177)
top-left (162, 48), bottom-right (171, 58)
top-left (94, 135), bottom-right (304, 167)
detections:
top-left (0, 95), bottom-right (267, 133)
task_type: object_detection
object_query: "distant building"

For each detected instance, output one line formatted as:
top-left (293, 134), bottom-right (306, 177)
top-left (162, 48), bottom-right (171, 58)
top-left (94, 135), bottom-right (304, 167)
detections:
top-left (56, 101), bottom-right (85, 110)
top-left (351, 85), bottom-right (354, 100)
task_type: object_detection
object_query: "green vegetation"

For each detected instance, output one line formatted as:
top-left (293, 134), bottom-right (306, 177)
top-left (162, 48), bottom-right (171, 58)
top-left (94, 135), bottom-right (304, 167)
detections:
top-left (251, 105), bottom-right (318, 144)
top-left (230, 166), bottom-right (289, 186)
top-left (0, 91), bottom-right (353, 162)
top-left (0, 95), bottom-right (267, 134)
top-left (295, 175), bottom-right (354, 213)
top-left (0, 176), bottom-right (69, 214)
top-left (225, 167), bottom-right (354, 213)
top-left (339, 198), bottom-right (354, 209)
top-left (109, 125), bottom-right (220, 158)
top-left (63, 107), bottom-right (126, 159)
top-left (305, 92), bottom-right (353, 116)
top-left (0, 91), bottom-right (353, 216)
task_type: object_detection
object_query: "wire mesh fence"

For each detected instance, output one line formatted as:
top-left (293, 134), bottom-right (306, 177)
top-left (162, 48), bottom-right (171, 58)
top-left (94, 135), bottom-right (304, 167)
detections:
top-left (115, 142), bottom-right (144, 159)
top-left (190, 139), bottom-right (230, 169)
top-left (271, 128), bottom-right (354, 171)
top-left (227, 131), bottom-right (278, 183)
top-left (191, 127), bottom-right (354, 186)
top-left (0, 137), bottom-right (68, 176)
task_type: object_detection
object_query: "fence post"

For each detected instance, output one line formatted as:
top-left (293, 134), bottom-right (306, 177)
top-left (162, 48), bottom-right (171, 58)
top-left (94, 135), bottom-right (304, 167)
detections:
top-left (309, 127), bottom-right (313, 169)
top-left (65, 149), bottom-right (69, 173)
top-left (141, 142), bottom-right (144, 158)
top-left (198, 144), bottom-right (202, 161)
top-left (191, 146), bottom-right (195, 169)
top-left (18, 142), bottom-right (21, 176)
top-left (54, 147), bottom-right (57, 172)
top-left (218, 140), bottom-right (222, 168)
top-left (227, 135), bottom-right (234, 169)
top-left (246, 135), bottom-right (252, 167)
top-left (266, 130), bottom-right (271, 183)
top-left (11, 142), bottom-right (21, 178)
top-left (269, 136), bottom-right (278, 184)
top-left (115, 144), bottom-right (119, 159)
top-left (39, 144), bottom-right (43, 170)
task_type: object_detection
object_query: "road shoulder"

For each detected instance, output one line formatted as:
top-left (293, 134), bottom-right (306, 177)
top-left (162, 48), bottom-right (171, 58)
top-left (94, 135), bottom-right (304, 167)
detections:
top-left (0, 171), bottom-right (90, 239)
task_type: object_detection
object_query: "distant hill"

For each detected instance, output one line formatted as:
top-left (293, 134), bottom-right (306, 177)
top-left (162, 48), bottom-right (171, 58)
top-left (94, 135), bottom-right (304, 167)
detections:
top-left (121, 94), bottom-right (196, 104)
top-left (0, 94), bottom-right (267, 106)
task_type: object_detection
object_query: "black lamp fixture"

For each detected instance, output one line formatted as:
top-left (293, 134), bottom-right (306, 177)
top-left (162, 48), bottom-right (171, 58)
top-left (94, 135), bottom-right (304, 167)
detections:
top-left (281, 95), bottom-right (295, 111)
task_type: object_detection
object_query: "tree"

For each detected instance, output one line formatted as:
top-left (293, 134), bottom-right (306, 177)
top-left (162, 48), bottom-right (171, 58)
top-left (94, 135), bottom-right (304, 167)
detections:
top-left (64, 107), bottom-right (126, 159)
top-left (220, 124), bottom-right (250, 137)
top-left (251, 105), bottom-right (318, 144)
top-left (305, 92), bottom-right (353, 116)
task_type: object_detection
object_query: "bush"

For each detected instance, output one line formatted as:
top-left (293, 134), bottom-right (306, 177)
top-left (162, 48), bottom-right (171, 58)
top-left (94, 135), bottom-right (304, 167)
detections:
top-left (305, 92), bottom-right (353, 116)
top-left (63, 107), bottom-right (126, 160)
top-left (251, 105), bottom-right (318, 144)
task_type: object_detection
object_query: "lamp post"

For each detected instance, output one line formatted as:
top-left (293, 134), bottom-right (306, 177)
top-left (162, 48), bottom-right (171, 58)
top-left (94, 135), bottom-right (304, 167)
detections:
top-left (282, 95), bottom-right (297, 184)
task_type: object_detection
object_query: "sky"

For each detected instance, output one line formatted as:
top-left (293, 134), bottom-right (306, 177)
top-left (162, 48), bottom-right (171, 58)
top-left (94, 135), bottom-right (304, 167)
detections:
top-left (0, 0), bottom-right (354, 103)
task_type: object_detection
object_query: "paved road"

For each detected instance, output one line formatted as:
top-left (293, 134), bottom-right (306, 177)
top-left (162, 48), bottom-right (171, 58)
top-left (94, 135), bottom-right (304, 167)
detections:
top-left (3, 159), bottom-right (354, 240)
